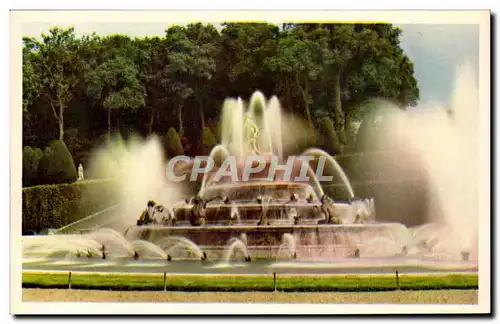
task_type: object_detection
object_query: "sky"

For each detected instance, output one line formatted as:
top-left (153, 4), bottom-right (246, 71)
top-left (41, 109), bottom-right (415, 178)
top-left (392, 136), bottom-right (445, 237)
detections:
top-left (22, 22), bottom-right (480, 108)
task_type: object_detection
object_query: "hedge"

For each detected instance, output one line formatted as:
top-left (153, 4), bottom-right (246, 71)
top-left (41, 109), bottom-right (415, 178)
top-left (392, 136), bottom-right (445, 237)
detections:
top-left (22, 179), bottom-right (118, 234)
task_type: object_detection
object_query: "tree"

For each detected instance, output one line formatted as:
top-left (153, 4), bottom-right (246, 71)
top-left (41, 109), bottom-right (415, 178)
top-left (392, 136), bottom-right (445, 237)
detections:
top-left (21, 23), bottom-right (419, 164)
top-left (320, 25), bottom-right (380, 143)
top-left (219, 23), bottom-right (279, 97)
top-left (324, 24), bottom-right (419, 145)
top-left (140, 36), bottom-right (168, 135)
top-left (22, 44), bottom-right (42, 114)
top-left (185, 23), bottom-right (219, 129)
top-left (281, 23), bottom-right (419, 151)
top-left (87, 55), bottom-right (146, 136)
top-left (23, 27), bottom-right (82, 140)
top-left (163, 26), bottom-right (195, 136)
top-left (265, 27), bottom-right (327, 127)
top-left (343, 26), bottom-right (419, 116)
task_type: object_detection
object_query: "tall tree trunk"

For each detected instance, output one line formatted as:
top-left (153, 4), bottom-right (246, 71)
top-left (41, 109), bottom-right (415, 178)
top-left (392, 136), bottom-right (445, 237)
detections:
top-left (196, 84), bottom-right (205, 130)
top-left (49, 102), bottom-right (64, 141)
top-left (57, 99), bottom-right (65, 141)
top-left (107, 107), bottom-right (111, 138)
top-left (148, 106), bottom-right (156, 135)
top-left (178, 105), bottom-right (184, 137)
top-left (333, 70), bottom-right (345, 149)
top-left (344, 113), bottom-right (350, 150)
top-left (286, 77), bottom-right (294, 117)
top-left (58, 120), bottom-right (64, 141)
top-left (199, 100), bottom-right (205, 130)
top-left (296, 73), bottom-right (313, 128)
top-left (116, 112), bottom-right (120, 134)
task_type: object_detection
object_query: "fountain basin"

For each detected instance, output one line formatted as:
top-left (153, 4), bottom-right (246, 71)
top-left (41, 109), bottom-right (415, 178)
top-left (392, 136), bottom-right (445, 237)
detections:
top-left (125, 223), bottom-right (408, 260)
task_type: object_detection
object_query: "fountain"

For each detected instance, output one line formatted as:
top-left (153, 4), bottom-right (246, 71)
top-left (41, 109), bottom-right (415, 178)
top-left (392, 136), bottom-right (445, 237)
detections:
top-left (121, 91), bottom-right (411, 261)
top-left (22, 65), bottom-right (480, 269)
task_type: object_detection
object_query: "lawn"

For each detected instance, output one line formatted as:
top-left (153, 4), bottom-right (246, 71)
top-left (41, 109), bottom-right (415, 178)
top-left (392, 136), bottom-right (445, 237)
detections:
top-left (22, 272), bottom-right (478, 292)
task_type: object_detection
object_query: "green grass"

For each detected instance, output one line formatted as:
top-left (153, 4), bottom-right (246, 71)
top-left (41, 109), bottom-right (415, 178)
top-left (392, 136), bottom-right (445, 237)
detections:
top-left (22, 272), bottom-right (478, 292)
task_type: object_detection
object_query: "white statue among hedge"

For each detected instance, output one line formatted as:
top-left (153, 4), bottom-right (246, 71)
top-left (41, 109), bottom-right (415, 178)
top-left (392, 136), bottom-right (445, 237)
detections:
top-left (77, 163), bottom-right (84, 181)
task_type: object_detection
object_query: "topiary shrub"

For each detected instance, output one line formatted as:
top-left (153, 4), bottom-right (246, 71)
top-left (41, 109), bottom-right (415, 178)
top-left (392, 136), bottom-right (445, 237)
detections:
top-left (166, 127), bottom-right (184, 157)
top-left (37, 146), bottom-right (53, 184)
top-left (33, 147), bottom-right (43, 166)
top-left (23, 146), bottom-right (42, 187)
top-left (201, 127), bottom-right (217, 155)
top-left (38, 140), bottom-right (77, 185)
top-left (23, 146), bottom-right (33, 187)
top-left (214, 119), bottom-right (223, 142)
top-left (318, 117), bottom-right (341, 155)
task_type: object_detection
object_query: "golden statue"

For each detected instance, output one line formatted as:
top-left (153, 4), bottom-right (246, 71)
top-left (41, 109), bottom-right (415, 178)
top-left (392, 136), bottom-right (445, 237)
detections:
top-left (244, 112), bottom-right (260, 155)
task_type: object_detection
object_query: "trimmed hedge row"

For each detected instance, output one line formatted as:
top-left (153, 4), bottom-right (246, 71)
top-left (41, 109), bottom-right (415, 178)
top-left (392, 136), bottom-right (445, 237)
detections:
top-left (22, 179), bottom-right (118, 234)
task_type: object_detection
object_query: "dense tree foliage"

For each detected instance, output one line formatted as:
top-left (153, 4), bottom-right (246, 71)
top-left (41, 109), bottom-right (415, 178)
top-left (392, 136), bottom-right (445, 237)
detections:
top-left (23, 23), bottom-right (419, 173)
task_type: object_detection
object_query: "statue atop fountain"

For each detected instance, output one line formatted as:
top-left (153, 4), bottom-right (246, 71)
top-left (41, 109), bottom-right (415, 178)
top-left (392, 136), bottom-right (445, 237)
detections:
top-left (244, 112), bottom-right (261, 155)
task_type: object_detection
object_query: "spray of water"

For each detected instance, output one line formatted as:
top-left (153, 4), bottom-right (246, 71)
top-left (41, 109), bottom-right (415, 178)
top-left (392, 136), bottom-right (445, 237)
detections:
top-left (224, 238), bottom-right (250, 262)
top-left (365, 63), bottom-right (479, 260)
top-left (87, 134), bottom-right (184, 231)
top-left (130, 240), bottom-right (169, 259)
top-left (219, 91), bottom-right (319, 160)
top-left (277, 233), bottom-right (297, 259)
top-left (86, 228), bottom-right (136, 257)
top-left (162, 236), bottom-right (205, 259)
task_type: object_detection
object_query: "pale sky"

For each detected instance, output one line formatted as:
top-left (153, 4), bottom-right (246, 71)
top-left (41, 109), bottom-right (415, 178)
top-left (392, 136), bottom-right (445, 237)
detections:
top-left (22, 22), bottom-right (480, 108)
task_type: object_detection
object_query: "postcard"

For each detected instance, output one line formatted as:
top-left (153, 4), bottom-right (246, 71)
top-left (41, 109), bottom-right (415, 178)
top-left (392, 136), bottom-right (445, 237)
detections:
top-left (10, 9), bottom-right (491, 315)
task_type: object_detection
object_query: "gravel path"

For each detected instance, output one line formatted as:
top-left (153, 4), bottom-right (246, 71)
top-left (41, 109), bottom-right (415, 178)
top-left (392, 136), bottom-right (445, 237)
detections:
top-left (23, 289), bottom-right (477, 304)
